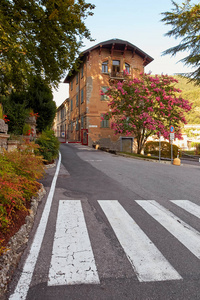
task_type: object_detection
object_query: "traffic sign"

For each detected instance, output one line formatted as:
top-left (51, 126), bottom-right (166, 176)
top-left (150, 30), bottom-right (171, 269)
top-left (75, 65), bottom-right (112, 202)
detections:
top-left (170, 133), bottom-right (174, 141)
top-left (170, 125), bottom-right (175, 133)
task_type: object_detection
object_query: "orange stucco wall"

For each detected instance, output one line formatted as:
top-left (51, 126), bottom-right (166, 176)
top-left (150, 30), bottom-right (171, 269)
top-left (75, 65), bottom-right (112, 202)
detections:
top-left (68, 46), bottom-right (145, 149)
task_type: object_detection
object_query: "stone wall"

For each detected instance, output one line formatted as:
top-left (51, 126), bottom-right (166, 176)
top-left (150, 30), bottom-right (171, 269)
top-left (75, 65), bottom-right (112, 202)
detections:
top-left (0, 119), bottom-right (10, 151)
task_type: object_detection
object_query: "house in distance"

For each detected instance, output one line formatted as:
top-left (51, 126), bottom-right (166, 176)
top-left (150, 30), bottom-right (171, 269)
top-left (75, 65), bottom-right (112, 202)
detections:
top-left (61, 39), bottom-right (153, 151)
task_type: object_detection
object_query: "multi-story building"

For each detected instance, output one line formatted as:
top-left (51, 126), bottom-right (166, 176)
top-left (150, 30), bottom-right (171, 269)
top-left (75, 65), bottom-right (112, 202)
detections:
top-left (64, 38), bottom-right (153, 150)
top-left (54, 98), bottom-right (69, 140)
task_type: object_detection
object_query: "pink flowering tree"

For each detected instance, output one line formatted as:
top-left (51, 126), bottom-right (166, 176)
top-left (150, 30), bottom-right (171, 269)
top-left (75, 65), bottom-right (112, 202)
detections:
top-left (102, 73), bottom-right (192, 154)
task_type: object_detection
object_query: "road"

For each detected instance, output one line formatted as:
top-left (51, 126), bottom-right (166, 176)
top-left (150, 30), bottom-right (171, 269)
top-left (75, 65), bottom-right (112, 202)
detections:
top-left (8, 143), bottom-right (200, 300)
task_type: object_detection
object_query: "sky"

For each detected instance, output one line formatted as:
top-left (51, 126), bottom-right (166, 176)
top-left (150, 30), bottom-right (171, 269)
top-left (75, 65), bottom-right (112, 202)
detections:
top-left (53, 0), bottom-right (197, 107)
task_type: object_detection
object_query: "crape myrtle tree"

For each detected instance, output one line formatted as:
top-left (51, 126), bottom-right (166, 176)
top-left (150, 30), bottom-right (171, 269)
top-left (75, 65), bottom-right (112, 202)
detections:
top-left (101, 73), bottom-right (192, 154)
top-left (161, 0), bottom-right (200, 84)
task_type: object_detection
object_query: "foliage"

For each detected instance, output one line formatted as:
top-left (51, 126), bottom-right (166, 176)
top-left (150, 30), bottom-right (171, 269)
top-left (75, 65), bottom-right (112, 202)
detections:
top-left (191, 142), bottom-right (200, 154)
top-left (26, 76), bottom-right (57, 132)
top-left (102, 73), bottom-right (192, 154)
top-left (23, 123), bottom-right (31, 136)
top-left (0, 76), bottom-right (56, 133)
top-left (144, 141), bottom-right (181, 158)
top-left (0, 0), bottom-right (95, 93)
top-left (35, 130), bottom-right (60, 163)
top-left (174, 76), bottom-right (200, 124)
top-left (161, 1), bottom-right (200, 84)
top-left (0, 143), bottom-right (45, 236)
top-left (0, 103), bottom-right (3, 118)
top-left (0, 93), bottom-right (29, 135)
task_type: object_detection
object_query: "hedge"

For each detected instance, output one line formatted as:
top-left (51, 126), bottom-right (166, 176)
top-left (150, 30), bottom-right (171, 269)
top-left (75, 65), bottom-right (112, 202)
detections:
top-left (144, 141), bottom-right (181, 158)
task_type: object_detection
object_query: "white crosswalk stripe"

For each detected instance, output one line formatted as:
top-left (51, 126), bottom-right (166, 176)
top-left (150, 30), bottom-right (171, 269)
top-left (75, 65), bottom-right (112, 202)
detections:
top-left (170, 200), bottom-right (200, 219)
top-left (48, 200), bottom-right (100, 286)
top-left (136, 200), bottom-right (200, 259)
top-left (98, 200), bottom-right (182, 282)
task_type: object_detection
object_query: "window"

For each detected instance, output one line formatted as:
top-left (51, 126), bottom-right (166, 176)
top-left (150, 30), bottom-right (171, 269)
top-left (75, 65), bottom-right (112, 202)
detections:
top-left (71, 122), bottom-right (73, 132)
top-left (76, 73), bottom-right (78, 84)
top-left (101, 86), bottom-right (109, 101)
top-left (125, 63), bottom-right (130, 74)
top-left (102, 61), bottom-right (108, 73)
top-left (71, 99), bottom-right (73, 111)
top-left (112, 60), bottom-right (120, 77)
top-left (76, 94), bottom-right (79, 107)
top-left (57, 111), bottom-right (59, 121)
top-left (81, 89), bottom-right (84, 103)
top-left (76, 118), bottom-right (79, 131)
top-left (81, 116), bottom-right (84, 129)
top-left (71, 80), bottom-right (73, 90)
top-left (61, 107), bottom-right (65, 119)
top-left (81, 66), bottom-right (84, 78)
top-left (100, 114), bottom-right (109, 128)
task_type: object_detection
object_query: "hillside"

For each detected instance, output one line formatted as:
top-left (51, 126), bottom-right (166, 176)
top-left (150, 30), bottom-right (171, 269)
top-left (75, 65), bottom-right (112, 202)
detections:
top-left (174, 76), bottom-right (200, 124)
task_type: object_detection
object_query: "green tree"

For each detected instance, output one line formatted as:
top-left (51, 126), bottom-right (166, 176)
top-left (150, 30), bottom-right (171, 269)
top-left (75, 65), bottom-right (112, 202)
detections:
top-left (26, 76), bottom-right (57, 132)
top-left (1, 76), bottom-right (56, 134)
top-left (161, 1), bottom-right (200, 84)
top-left (0, 0), bottom-right (95, 93)
top-left (1, 92), bottom-right (29, 135)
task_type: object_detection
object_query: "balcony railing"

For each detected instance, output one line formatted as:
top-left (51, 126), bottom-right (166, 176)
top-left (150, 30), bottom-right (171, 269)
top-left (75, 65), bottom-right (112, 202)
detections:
top-left (110, 71), bottom-right (124, 79)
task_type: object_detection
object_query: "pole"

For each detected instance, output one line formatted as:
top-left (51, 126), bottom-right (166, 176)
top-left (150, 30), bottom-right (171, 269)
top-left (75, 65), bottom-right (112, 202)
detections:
top-left (159, 132), bottom-right (161, 162)
top-left (171, 140), bottom-right (173, 164)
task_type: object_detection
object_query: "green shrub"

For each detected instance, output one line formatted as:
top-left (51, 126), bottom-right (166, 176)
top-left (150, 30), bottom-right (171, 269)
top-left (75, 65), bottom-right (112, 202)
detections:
top-left (23, 123), bottom-right (31, 136)
top-left (191, 142), bottom-right (200, 155)
top-left (144, 141), bottom-right (181, 158)
top-left (35, 130), bottom-right (59, 163)
top-left (0, 103), bottom-right (3, 119)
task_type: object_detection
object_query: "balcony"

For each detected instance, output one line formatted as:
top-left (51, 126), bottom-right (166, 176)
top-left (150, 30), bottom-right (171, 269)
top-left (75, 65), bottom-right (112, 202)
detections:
top-left (110, 71), bottom-right (124, 79)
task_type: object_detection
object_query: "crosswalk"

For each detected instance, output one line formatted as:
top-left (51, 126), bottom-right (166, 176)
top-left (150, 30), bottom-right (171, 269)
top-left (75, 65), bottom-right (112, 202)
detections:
top-left (10, 199), bottom-right (200, 299)
top-left (47, 199), bottom-right (200, 285)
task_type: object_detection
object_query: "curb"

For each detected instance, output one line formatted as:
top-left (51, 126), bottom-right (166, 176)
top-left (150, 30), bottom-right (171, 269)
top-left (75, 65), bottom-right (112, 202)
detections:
top-left (117, 152), bottom-right (172, 165)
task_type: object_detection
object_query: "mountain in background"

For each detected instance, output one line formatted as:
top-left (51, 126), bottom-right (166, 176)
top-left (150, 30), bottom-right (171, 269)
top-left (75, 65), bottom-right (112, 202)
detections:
top-left (174, 76), bottom-right (200, 124)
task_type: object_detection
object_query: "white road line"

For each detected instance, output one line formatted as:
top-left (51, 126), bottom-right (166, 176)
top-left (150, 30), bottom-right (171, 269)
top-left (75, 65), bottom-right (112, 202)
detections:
top-left (48, 200), bottom-right (100, 286)
top-left (170, 200), bottom-right (200, 219)
top-left (98, 200), bottom-right (181, 282)
top-left (9, 153), bottom-right (62, 300)
top-left (85, 160), bottom-right (102, 162)
top-left (136, 200), bottom-right (200, 259)
top-left (78, 147), bottom-right (93, 150)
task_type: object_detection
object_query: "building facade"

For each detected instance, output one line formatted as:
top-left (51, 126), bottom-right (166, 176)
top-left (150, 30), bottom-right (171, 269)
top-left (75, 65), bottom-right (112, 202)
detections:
top-left (64, 39), bottom-right (153, 150)
top-left (54, 98), bottom-right (69, 140)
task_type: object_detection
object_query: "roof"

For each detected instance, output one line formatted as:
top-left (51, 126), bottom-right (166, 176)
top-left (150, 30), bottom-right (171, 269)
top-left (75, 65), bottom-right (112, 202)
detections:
top-left (64, 38), bottom-right (154, 83)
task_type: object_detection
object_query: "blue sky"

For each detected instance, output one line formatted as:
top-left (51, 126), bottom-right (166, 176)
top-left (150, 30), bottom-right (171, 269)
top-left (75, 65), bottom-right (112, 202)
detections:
top-left (53, 0), bottom-right (197, 106)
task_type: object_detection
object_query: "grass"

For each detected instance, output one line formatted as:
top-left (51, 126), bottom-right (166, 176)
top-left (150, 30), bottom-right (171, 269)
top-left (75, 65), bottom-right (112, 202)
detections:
top-left (182, 150), bottom-right (196, 155)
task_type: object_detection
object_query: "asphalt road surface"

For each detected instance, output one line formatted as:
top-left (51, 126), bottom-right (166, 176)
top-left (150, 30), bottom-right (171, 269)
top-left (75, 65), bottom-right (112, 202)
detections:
top-left (8, 143), bottom-right (200, 300)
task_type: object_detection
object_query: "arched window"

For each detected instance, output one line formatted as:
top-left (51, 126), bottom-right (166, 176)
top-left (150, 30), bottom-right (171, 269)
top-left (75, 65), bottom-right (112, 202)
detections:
top-left (102, 61), bottom-right (108, 73)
